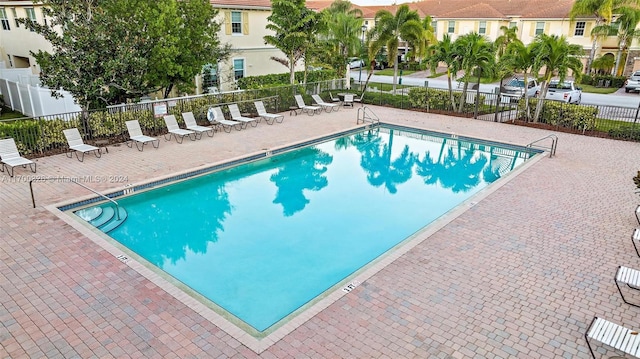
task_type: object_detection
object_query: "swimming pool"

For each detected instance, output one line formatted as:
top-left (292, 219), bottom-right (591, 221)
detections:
top-left (71, 125), bottom-right (537, 334)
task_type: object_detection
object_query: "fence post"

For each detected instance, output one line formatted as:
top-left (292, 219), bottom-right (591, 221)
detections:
top-left (493, 87), bottom-right (500, 122)
top-left (634, 101), bottom-right (640, 125)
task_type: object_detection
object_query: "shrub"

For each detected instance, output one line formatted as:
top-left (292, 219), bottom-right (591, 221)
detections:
top-left (519, 99), bottom-right (597, 130)
top-left (608, 126), bottom-right (640, 141)
top-left (579, 74), bottom-right (626, 88)
top-left (237, 69), bottom-right (337, 89)
top-left (408, 87), bottom-right (484, 112)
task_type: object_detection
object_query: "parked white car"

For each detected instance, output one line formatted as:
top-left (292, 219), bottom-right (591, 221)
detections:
top-left (544, 80), bottom-right (582, 104)
top-left (348, 57), bottom-right (365, 69)
top-left (625, 70), bottom-right (640, 93)
top-left (500, 77), bottom-right (540, 102)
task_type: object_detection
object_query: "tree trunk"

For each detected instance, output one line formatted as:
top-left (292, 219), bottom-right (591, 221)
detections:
top-left (457, 76), bottom-right (469, 113)
top-left (533, 79), bottom-right (549, 123)
top-left (446, 69), bottom-right (455, 111)
top-left (523, 72), bottom-right (532, 121)
top-left (361, 61), bottom-right (375, 97)
top-left (473, 73), bottom-right (481, 119)
top-left (289, 54), bottom-right (296, 85)
top-left (586, 37), bottom-right (599, 74)
top-left (392, 60), bottom-right (398, 94)
top-left (613, 38), bottom-right (626, 76)
top-left (164, 83), bottom-right (174, 99)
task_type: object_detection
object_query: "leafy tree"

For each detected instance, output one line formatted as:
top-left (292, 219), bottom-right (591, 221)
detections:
top-left (264, 0), bottom-right (319, 85)
top-left (369, 4), bottom-right (422, 93)
top-left (19, 0), bottom-right (229, 109)
top-left (530, 34), bottom-right (584, 122)
top-left (428, 34), bottom-right (459, 110)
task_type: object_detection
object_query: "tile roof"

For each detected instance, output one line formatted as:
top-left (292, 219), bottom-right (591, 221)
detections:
top-left (210, 0), bottom-right (579, 20)
top-left (209, 0), bottom-right (272, 10)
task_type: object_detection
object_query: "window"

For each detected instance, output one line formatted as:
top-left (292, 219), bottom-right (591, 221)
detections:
top-left (11, 8), bottom-right (18, 28)
top-left (509, 21), bottom-right (517, 29)
top-left (574, 21), bottom-right (585, 36)
top-left (25, 8), bottom-right (36, 31)
top-left (0, 8), bottom-right (9, 30)
top-left (231, 11), bottom-right (242, 34)
top-left (479, 20), bottom-right (486, 34)
top-left (608, 21), bottom-right (619, 35)
top-left (447, 20), bottom-right (455, 33)
top-left (202, 63), bottom-right (218, 92)
top-left (432, 20), bottom-right (437, 34)
top-left (233, 59), bottom-right (244, 80)
top-left (535, 21), bottom-right (544, 35)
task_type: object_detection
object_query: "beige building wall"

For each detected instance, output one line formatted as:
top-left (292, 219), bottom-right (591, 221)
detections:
top-left (213, 7), bottom-right (302, 92)
top-left (0, 2), bottom-right (53, 73)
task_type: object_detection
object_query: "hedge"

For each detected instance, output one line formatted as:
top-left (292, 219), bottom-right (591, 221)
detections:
top-left (518, 98), bottom-right (598, 130)
top-left (237, 69), bottom-right (337, 89)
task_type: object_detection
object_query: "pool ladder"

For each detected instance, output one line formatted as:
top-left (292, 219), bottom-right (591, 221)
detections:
top-left (357, 106), bottom-right (381, 125)
top-left (526, 134), bottom-right (558, 158)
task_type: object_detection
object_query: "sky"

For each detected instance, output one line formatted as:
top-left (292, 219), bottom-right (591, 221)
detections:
top-left (350, 0), bottom-right (415, 5)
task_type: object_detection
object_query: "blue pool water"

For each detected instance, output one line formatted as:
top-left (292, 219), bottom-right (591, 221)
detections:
top-left (76, 127), bottom-right (535, 332)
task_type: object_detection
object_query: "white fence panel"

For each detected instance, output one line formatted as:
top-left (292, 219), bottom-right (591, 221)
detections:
top-left (0, 68), bottom-right (33, 83)
top-left (8, 82), bottom-right (23, 113)
top-left (18, 83), bottom-right (34, 117)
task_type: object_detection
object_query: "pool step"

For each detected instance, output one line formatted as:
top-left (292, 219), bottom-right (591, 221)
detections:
top-left (89, 206), bottom-right (115, 228)
top-left (75, 207), bottom-right (103, 222)
top-left (80, 206), bottom-right (128, 233)
top-left (99, 207), bottom-right (128, 233)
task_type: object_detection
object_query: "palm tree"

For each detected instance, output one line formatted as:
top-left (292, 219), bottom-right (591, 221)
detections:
top-left (530, 34), bottom-right (584, 122)
top-left (368, 4), bottom-right (423, 93)
top-left (453, 32), bottom-right (495, 115)
top-left (591, 7), bottom-right (640, 75)
top-left (428, 34), bottom-right (459, 110)
top-left (319, 0), bottom-right (364, 77)
top-left (569, 0), bottom-right (635, 74)
top-left (502, 40), bottom-right (536, 120)
top-left (406, 15), bottom-right (437, 63)
top-left (494, 25), bottom-right (519, 58)
top-left (264, 0), bottom-right (319, 85)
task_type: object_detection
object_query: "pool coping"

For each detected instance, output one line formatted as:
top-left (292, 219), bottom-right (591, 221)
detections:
top-left (45, 123), bottom-right (547, 353)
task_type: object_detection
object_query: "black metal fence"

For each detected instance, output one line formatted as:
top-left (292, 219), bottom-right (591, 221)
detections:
top-left (1, 78), bottom-right (639, 158)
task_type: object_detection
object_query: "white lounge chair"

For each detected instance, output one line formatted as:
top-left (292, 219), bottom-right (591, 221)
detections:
top-left (311, 94), bottom-right (340, 112)
top-left (182, 112), bottom-right (214, 138)
top-left (632, 228), bottom-right (640, 257)
top-left (125, 120), bottom-right (160, 151)
top-left (328, 92), bottom-right (341, 103)
top-left (585, 317), bottom-right (640, 358)
top-left (254, 101), bottom-right (284, 125)
top-left (343, 94), bottom-right (354, 108)
top-left (353, 93), bottom-right (364, 106)
top-left (63, 128), bottom-right (102, 162)
top-left (163, 115), bottom-right (196, 143)
top-left (228, 104), bottom-right (258, 128)
top-left (206, 107), bottom-right (242, 133)
top-left (615, 265), bottom-right (640, 307)
top-left (293, 95), bottom-right (321, 116)
top-left (0, 138), bottom-right (36, 177)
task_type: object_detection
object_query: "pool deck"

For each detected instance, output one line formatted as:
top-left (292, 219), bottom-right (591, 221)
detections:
top-left (1, 105), bottom-right (639, 358)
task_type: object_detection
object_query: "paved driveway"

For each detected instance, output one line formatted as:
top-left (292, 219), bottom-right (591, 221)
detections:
top-left (1, 106), bottom-right (639, 358)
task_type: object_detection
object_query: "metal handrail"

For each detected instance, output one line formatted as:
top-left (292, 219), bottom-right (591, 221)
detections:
top-left (30, 177), bottom-right (121, 220)
top-left (526, 134), bottom-right (558, 158)
top-left (357, 106), bottom-right (381, 125)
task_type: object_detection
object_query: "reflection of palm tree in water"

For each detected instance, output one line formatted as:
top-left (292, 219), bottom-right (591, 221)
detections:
top-left (358, 129), bottom-right (416, 194)
top-left (270, 147), bottom-right (333, 216)
top-left (416, 140), bottom-right (488, 193)
top-left (145, 183), bottom-right (232, 267)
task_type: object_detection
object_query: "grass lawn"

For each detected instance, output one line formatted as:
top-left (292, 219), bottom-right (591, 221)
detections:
top-left (456, 76), bottom-right (499, 84)
top-left (0, 107), bottom-right (26, 120)
top-left (578, 84), bottom-right (620, 94)
top-left (375, 69), bottom-right (416, 76)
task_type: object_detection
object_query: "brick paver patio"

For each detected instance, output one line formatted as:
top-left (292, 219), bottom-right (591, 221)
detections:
top-left (1, 105), bottom-right (639, 358)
